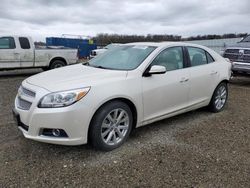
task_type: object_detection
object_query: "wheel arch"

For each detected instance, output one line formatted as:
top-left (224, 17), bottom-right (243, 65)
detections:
top-left (213, 79), bottom-right (229, 93)
top-left (49, 57), bottom-right (67, 66)
top-left (87, 97), bottom-right (138, 142)
top-left (220, 79), bottom-right (229, 84)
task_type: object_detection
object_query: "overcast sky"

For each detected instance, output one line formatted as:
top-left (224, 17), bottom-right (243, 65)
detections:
top-left (0, 0), bottom-right (249, 41)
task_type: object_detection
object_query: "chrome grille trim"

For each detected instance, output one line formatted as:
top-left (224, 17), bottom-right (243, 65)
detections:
top-left (21, 86), bottom-right (36, 98)
top-left (225, 49), bottom-right (239, 54)
top-left (17, 85), bottom-right (36, 110)
top-left (17, 97), bottom-right (32, 110)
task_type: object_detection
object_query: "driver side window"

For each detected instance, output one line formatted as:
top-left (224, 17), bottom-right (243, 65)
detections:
top-left (151, 47), bottom-right (184, 71)
top-left (0, 37), bottom-right (16, 49)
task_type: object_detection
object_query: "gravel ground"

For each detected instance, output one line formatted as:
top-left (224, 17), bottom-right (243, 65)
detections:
top-left (0, 69), bottom-right (249, 188)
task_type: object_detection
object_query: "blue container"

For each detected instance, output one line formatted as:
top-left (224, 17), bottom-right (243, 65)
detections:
top-left (46, 37), bottom-right (97, 58)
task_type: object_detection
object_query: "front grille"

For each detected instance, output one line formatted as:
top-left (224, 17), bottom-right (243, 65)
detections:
top-left (17, 85), bottom-right (36, 111)
top-left (21, 86), bottom-right (36, 98)
top-left (224, 48), bottom-right (250, 65)
top-left (224, 54), bottom-right (239, 60)
top-left (225, 49), bottom-right (239, 54)
top-left (17, 97), bottom-right (32, 110)
top-left (245, 50), bottom-right (250, 55)
top-left (243, 55), bottom-right (250, 62)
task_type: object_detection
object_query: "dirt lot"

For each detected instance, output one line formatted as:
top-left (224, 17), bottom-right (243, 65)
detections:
top-left (0, 69), bottom-right (249, 187)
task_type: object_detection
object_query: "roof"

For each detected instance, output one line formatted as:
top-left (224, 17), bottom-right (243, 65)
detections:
top-left (124, 41), bottom-right (207, 48)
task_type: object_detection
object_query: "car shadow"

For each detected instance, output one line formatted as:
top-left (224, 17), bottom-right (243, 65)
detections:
top-left (0, 68), bottom-right (42, 78)
top-left (17, 107), bottom-right (209, 158)
top-left (230, 75), bottom-right (250, 87)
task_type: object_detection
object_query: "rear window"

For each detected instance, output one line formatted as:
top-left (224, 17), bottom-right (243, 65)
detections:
top-left (0, 37), bottom-right (16, 49)
top-left (187, 47), bottom-right (214, 67)
top-left (206, 52), bottom-right (215, 63)
top-left (19, 37), bottom-right (30, 49)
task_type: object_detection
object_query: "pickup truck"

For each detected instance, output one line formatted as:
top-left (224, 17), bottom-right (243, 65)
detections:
top-left (0, 36), bottom-right (78, 70)
top-left (90, 43), bottom-right (120, 58)
top-left (223, 35), bottom-right (250, 75)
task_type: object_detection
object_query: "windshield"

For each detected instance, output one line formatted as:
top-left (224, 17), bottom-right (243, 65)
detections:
top-left (242, 35), bottom-right (250, 42)
top-left (88, 45), bottom-right (156, 70)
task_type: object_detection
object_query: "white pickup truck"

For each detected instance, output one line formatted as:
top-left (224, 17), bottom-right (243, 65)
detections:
top-left (0, 36), bottom-right (78, 70)
top-left (90, 43), bottom-right (121, 58)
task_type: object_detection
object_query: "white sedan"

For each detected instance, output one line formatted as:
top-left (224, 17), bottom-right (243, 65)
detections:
top-left (13, 42), bottom-right (231, 151)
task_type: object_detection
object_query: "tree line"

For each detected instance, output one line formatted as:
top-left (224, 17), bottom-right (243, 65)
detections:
top-left (35, 33), bottom-right (248, 46)
top-left (93, 33), bottom-right (248, 46)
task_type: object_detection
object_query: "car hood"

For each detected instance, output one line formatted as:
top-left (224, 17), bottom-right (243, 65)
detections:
top-left (26, 64), bottom-right (127, 92)
top-left (228, 42), bottom-right (250, 48)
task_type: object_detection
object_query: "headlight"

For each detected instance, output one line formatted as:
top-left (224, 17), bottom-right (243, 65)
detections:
top-left (38, 87), bottom-right (90, 108)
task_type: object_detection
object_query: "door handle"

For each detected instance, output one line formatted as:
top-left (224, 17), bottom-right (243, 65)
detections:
top-left (210, 71), bottom-right (218, 75)
top-left (180, 77), bottom-right (189, 83)
top-left (14, 52), bottom-right (20, 55)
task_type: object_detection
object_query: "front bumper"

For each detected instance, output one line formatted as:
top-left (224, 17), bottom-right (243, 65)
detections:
top-left (13, 81), bottom-right (93, 146)
top-left (232, 62), bottom-right (250, 74)
top-left (13, 107), bottom-right (89, 145)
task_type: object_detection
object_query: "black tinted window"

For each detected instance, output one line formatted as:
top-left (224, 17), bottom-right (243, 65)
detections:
top-left (0, 37), bottom-right (16, 49)
top-left (152, 47), bottom-right (184, 71)
top-left (19, 37), bottom-right (30, 49)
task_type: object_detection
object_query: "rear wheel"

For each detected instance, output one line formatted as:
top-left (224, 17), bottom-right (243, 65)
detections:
top-left (49, 60), bottom-right (66, 69)
top-left (209, 82), bottom-right (228, 113)
top-left (89, 101), bottom-right (133, 151)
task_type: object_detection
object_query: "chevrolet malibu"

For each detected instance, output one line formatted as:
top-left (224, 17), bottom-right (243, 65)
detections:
top-left (13, 42), bottom-right (231, 151)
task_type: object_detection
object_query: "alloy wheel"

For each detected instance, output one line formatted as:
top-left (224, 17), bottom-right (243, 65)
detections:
top-left (214, 85), bottom-right (227, 110)
top-left (101, 108), bottom-right (129, 146)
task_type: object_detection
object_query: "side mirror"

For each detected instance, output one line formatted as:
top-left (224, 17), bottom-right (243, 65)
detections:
top-left (148, 65), bottom-right (166, 75)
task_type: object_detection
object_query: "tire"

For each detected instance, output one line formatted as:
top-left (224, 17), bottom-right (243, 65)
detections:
top-left (89, 101), bottom-right (133, 151)
top-left (209, 82), bottom-right (228, 113)
top-left (49, 60), bottom-right (66, 69)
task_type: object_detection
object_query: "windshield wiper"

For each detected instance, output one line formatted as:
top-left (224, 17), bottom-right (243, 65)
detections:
top-left (83, 62), bottom-right (111, 69)
top-left (92, 65), bottom-right (110, 69)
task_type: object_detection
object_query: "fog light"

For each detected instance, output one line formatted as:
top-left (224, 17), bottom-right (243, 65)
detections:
top-left (52, 129), bottom-right (61, 137)
top-left (41, 128), bottom-right (68, 137)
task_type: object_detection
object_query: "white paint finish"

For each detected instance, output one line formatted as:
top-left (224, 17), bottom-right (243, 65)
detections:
top-left (142, 68), bottom-right (190, 123)
top-left (0, 35), bottom-right (78, 69)
top-left (26, 64), bottom-right (128, 92)
top-left (14, 42), bottom-right (231, 145)
top-left (188, 63), bottom-right (217, 106)
top-left (0, 48), bottom-right (20, 68)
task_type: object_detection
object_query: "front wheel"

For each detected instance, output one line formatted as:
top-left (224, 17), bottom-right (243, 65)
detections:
top-left (209, 82), bottom-right (228, 113)
top-left (89, 101), bottom-right (133, 151)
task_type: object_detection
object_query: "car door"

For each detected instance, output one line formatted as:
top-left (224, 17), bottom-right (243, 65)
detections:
top-left (185, 46), bottom-right (218, 106)
top-left (142, 46), bottom-right (190, 123)
top-left (0, 37), bottom-right (20, 69)
top-left (19, 37), bottom-right (34, 68)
